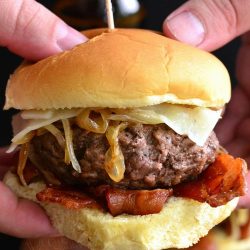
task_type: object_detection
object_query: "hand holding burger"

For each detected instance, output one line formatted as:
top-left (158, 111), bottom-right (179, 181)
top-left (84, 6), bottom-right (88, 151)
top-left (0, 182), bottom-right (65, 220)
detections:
top-left (0, 0), bottom-right (250, 248)
top-left (2, 28), bottom-right (247, 250)
top-left (0, 0), bottom-right (86, 238)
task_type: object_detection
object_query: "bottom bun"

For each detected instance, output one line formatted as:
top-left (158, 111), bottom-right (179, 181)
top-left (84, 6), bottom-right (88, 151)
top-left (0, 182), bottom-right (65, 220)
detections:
top-left (4, 171), bottom-right (238, 250)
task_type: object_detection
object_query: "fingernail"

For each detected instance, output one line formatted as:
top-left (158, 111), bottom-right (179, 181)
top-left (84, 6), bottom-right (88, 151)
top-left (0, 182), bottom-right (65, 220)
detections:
top-left (56, 22), bottom-right (88, 51)
top-left (165, 11), bottom-right (205, 46)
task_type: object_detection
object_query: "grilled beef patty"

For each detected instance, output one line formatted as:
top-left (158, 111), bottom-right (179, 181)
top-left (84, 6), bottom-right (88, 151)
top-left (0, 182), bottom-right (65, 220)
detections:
top-left (29, 123), bottom-right (219, 189)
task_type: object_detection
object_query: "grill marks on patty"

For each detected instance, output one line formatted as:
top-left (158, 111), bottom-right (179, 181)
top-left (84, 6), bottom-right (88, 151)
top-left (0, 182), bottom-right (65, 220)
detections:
top-left (29, 123), bottom-right (219, 189)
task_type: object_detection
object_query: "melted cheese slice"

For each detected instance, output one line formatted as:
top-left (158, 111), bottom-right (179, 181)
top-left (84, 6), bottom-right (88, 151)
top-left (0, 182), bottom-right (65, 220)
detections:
top-left (117, 103), bottom-right (222, 146)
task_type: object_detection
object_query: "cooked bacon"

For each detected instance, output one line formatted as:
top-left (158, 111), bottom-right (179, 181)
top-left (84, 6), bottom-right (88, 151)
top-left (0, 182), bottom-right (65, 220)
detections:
top-left (106, 188), bottom-right (173, 216)
top-left (174, 153), bottom-right (247, 207)
top-left (34, 153), bottom-right (247, 216)
top-left (36, 186), bottom-right (172, 215)
top-left (87, 185), bottom-right (110, 199)
top-left (36, 187), bottom-right (102, 210)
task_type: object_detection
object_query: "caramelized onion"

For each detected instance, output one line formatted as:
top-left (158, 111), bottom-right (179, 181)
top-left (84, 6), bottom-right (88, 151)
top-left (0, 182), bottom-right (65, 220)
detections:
top-left (36, 128), bottom-right (47, 136)
top-left (104, 122), bottom-right (127, 182)
top-left (64, 146), bottom-right (70, 165)
top-left (62, 119), bottom-right (81, 173)
top-left (76, 109), bottom-right (109, 133)
top-left (108, 108), bottom-right (160, 124)
top-left (44, 124), bottom-right (65, 149)
top-left (44, 123), bottom-right (68, 163)
top-left (17, 143), bottom-right (30, 186)
top-left (11, 109), bottom-right (80, 147)
top-left (7, 131), bottom-right (35, 153)
top-left (16, 131), bottom-right (35, 144)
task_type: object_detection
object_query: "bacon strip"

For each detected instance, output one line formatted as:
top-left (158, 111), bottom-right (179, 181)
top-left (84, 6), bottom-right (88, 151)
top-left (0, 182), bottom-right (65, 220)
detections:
top-left (35, 153), bottom-right (247, 216)
top-left (36, 187), bottom-right (102, 210)
top-left (174, 153), bottom-right (247, 207)
top-left (106, 188), bottom-right (173, 216)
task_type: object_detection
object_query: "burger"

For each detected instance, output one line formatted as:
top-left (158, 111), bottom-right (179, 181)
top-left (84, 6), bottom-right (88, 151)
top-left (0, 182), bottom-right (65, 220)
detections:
top-left (3, 28), bottom-right (247, 250)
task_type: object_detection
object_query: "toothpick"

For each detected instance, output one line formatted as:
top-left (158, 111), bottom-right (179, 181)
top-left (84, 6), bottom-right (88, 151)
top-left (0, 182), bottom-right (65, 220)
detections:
top-left (105, 0), bottom-right (115, 30)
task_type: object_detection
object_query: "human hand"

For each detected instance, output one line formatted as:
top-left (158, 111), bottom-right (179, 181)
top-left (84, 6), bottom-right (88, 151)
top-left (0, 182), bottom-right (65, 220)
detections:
top-left (0, 0), bottom-right (87, 61)
top-left (20, 237), bottom-right (88, 250)
top-left (0, 148), bottom-right (58, 238)
top-left (163, 0), bottom-right (250, 207)
top-left (0, 0), bottom-right (87, 238)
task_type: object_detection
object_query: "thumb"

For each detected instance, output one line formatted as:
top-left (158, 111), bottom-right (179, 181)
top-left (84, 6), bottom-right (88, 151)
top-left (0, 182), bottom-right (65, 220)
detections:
top-left (0, 0), bottom-right (87, 61)
top-left (163, 0), bottom-right (250, 51)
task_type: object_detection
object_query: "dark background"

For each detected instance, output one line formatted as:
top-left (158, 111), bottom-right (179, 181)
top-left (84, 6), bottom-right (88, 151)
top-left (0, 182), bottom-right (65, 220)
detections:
top-left (0, 0), bottom-right (240, 248)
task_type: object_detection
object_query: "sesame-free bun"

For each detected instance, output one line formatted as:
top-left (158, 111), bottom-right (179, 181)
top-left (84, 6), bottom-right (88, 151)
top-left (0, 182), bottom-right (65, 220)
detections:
top-left (4, 171), bottom-right (238, 250)
top-left (4, 28), bottom-right (230, 110)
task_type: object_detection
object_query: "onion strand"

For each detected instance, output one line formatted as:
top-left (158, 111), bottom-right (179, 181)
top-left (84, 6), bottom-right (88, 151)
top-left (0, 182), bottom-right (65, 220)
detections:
top-left (104, 122), bottom-right (127, 182)
top-left (44, 124), bottom-right (65, 149)
top-left (17, 142), bottom-right (30, 186)
top-left (76, 109), bottom-right (110, 133)
top-left (62, 119), bottom-right (81, 173)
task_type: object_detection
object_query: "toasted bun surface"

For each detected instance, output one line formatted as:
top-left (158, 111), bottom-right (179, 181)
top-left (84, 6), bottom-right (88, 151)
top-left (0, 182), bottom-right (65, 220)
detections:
top-left (4, 28), bottom-right (230, 110)
top-left (4, 171), bottom-right (238, 250)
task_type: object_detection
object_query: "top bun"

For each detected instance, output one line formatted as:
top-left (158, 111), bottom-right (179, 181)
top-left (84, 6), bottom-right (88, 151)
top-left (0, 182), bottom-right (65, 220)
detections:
top-left (4, 28), bottom-right (231, 110)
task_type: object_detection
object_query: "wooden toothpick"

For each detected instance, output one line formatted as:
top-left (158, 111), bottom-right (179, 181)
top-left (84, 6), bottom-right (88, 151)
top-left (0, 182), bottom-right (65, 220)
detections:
top-left (105, 0), bottom-right (115, 30)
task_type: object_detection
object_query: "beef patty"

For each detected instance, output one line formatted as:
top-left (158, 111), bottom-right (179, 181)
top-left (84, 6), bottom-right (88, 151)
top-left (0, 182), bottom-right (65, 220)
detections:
top-left (29, 123), bottom-right (219, 189)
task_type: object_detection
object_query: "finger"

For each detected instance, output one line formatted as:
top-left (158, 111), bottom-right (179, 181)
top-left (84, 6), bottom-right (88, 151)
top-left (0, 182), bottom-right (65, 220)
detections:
top-left (163, 0), bottom-right (250, 51)
top-left (0, 0), bottom-right (87, 61)
top-left (215, 86), bottom-right (250, 145)
top-left (237, 118), bottom-right (250, 138)
top-left (20, 237), bottom-right (88, 250)
top-left (0, 182), bottom-right (58, 238)
top-left (215, 112), bottom-right (238, 146)
top-left (225, 138), bottom-right (250, 159)
top-left (236, 32), bottom-right (250, 96)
